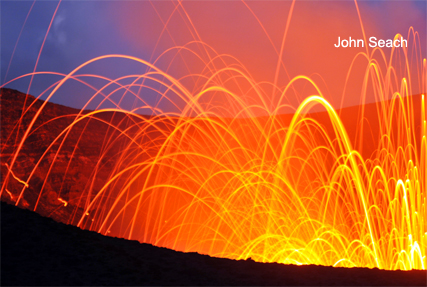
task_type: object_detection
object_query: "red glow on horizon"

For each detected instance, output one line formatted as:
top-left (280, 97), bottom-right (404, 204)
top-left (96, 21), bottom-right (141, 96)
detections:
top-left (113, 1), bottom-right (426, 109)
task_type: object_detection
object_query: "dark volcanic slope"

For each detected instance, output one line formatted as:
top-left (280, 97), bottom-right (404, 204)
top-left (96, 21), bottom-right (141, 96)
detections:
top-left (2, 202), bottom-right (426, 286)
top-left (1, 88), bottom-right (157, 222)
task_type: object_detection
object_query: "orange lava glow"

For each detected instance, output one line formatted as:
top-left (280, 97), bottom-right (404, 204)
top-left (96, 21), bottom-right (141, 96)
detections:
top-left (57, 197), bottom-right (68, 207)
top-left (1, 0), bottom-right (426, 271)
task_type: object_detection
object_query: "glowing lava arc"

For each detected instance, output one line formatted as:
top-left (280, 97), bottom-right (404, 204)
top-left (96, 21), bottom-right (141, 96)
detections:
top-left (1, 37), bottom-right (426, 271)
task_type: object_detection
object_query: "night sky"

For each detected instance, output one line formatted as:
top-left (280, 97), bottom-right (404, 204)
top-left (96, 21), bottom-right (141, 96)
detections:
top-left (1, 0), bottom-right (426, 112)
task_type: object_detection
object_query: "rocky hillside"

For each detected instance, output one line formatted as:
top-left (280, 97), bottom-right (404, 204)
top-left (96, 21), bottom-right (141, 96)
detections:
top-left (1, 88), bottom-right (151, 222)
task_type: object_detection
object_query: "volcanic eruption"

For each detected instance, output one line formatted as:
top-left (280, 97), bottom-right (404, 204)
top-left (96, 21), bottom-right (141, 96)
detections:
top-left (1, 1), bottom-right (425, 283)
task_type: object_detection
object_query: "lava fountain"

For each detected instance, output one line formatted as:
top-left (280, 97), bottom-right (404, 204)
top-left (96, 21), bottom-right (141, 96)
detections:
top-left (1, 0), bottom-right (425, 271)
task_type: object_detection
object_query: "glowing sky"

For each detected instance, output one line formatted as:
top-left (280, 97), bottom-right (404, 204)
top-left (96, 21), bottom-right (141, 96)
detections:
top-left (1, 0), bottom-right (426, 111)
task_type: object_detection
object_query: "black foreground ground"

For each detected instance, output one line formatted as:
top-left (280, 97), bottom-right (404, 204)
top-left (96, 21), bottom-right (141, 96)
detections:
top-left (1, 201), bottom-right (426, 286)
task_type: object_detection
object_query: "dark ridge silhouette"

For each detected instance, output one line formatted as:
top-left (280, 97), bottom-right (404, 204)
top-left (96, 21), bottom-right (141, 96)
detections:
top-left (2, 201), bottom-right (426, 286)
